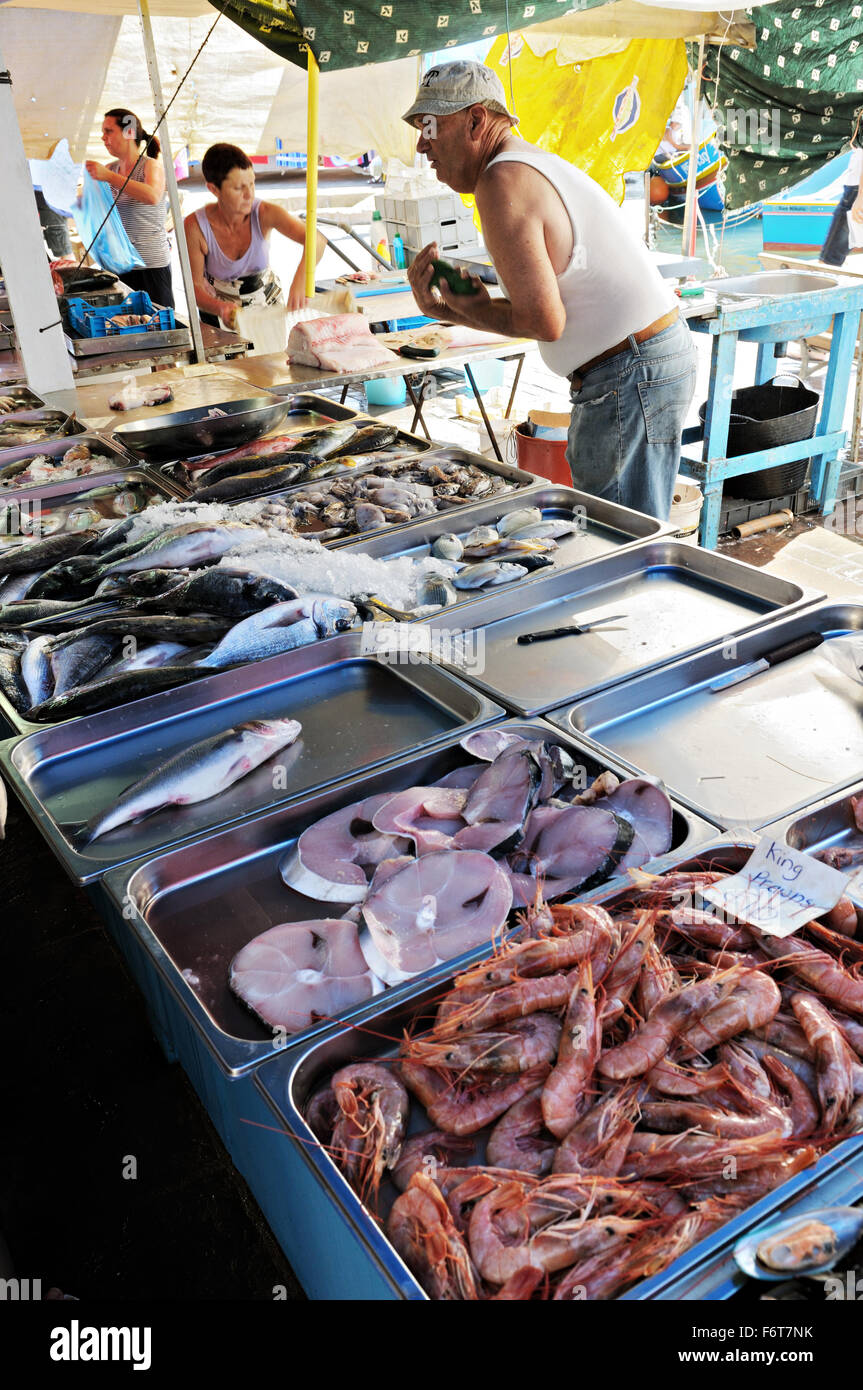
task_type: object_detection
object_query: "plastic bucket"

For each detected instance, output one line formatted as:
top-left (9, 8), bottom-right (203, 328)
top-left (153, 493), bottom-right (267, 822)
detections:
top-left (465, 358), bottom-right (505, 394)
top-left (514, 422), bottom-right (571, 486)
top-left (669, 475), bottom-right (703, 545)
top-left (697, 376), bottom-right (818, 501)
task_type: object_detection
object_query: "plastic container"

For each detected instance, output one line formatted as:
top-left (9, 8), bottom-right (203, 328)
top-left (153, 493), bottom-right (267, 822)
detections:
top-left (66, 290), bottom-right (175, 338)
top-left (514, 421), bottom-right (571, 486)
top-left (464, 358), bottom-right (505, 394)
top-left (697, 376), bottom-right (819, 501)
top-left (364, 376), bottom-right (407, 407)
top-left (669, 474), bottom-right (703, 545)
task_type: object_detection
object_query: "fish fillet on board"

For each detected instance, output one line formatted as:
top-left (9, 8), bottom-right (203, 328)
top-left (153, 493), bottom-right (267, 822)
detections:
top-left (287, 314), bottom-right (402, 373)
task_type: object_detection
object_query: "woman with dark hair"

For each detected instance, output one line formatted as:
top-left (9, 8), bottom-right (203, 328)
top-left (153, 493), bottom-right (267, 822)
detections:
top-left (84, 108), bottom-right (173, 307)
top-left (183, 142), bottom-right (323, 328)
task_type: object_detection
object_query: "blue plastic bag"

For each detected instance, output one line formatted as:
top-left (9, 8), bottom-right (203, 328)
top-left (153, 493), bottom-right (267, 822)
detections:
top-left (73, 171), bottom-right (145, 275)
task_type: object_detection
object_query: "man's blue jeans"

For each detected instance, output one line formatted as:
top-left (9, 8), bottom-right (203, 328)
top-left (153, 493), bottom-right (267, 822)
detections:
top-left (565, 318), bottom-right (697, 521)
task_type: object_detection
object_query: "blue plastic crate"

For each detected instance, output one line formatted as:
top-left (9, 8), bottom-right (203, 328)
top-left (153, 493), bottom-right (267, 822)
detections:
top-left (66, 290), bottom-right (175, 338)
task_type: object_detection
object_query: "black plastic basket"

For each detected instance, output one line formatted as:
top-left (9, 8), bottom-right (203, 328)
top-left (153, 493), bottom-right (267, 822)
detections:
top-left (698, 375), bottom-right (819, 501)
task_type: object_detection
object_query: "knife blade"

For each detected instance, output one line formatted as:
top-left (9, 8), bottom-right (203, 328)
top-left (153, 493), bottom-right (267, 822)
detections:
top-left (517, 615), bottom-right (627, 645)
top-left (709, 632), bottom-right (824, 692)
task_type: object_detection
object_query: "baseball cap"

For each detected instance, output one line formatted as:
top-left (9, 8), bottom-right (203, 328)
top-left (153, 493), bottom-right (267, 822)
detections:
top-left (402, 60), bottom-right (519, 127)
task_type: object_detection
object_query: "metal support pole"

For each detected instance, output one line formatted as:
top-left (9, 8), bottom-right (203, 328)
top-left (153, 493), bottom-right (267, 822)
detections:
top-left (0, 40), bottom-right (75, 402)
top-left (305, 48), bottom-right (319, 298)
top-left (137, 0), bottom-right (206, 363)
top-left (682, 37), bottom-right (704, 260)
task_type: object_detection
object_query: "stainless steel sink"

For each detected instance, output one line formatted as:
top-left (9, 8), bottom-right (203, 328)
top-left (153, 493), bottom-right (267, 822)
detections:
top-left (707, 270), bottom-right (839, 300)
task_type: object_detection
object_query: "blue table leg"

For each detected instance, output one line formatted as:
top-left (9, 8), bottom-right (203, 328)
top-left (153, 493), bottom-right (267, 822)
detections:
top-left (699, 479), bottom-right (723, 549)
top-left (698, 332), bottom-right (736, 548)
top-left (754, 341), bottom-right (779, 385)
top-left (811, 307), bottom-right (861, 515)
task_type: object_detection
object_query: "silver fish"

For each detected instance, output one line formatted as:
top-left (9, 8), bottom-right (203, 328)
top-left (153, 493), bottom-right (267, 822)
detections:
top-left (0, 570), bottom-right (45, 602)
top-left (197, 595), bottom-right (355, 669)
top-left (453, 561), bottom-right (527, 590)
top-left (506, 520), bottom-right (577, 541)
top-left (497, 507), bottom-right (543, 537)
top-left (431, 533), bottom-right (463, 561)
top-left (50, 633), bottom-right (117, 697)
top-left (417, 574), bottom-right (458, 607)
top-left (21, 634), bottom-right (55, 706)
top-left (96, 524), bottom-right (269, 577)
top-left (79, 717), bottom-right (303, 842)
top-left (463, 525), bottom-right (500, 548)
top-left (98, 641), bottom-right (191, 680)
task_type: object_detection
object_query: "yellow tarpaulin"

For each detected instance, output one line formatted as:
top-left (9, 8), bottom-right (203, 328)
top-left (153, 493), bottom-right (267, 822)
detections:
top-left (486, 31), bottom-right (688, 205)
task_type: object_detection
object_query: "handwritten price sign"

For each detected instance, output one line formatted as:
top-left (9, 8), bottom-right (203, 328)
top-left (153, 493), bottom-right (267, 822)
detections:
top-left (702, 836), bottom-right (851, 937)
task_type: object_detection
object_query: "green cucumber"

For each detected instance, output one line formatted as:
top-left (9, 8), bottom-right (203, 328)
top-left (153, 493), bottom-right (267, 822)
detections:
top-left (429, 258), bottom-right (478, 296)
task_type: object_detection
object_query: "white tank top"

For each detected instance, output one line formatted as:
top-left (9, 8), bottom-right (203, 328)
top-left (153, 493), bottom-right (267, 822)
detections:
top-left (486, 149), bottom-right (675, 377)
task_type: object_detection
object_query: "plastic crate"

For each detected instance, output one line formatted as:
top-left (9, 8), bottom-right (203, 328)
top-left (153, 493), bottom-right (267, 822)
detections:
top-left (66, 291), bottom-right (175, 338)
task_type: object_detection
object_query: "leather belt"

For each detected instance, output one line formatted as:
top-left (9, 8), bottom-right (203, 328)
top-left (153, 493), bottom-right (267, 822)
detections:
top-left (568, 307), bottom-right (680, 390)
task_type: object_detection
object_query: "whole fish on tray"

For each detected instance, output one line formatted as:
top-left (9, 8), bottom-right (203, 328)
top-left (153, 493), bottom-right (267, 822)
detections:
top-left (28, 664), bottom-right (206, 721)
top-left (95, 523), bottom-right (268, 576)
top-left (196, 595), bottom-right (356, 668)
top-left (69, 716), bottom-right (302, 843)
top-left (0, 413), bottom-right (77, 447)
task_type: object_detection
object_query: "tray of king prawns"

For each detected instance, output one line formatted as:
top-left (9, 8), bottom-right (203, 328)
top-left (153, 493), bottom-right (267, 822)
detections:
top-left (242, 833), bottom-right (863, 1301)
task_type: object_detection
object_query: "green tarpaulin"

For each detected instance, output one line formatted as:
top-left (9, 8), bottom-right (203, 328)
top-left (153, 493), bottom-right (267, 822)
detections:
top-left (701, 4), bottom-right (863, 210)
top-left (210, 0), bottom-right (610, 71)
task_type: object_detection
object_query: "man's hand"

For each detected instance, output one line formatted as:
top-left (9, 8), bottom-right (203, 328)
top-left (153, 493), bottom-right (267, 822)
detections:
top-left (84, 161), bottom-right (113, 184)
top-left (408, 242), bottom-right (489, 319)
top-left (852, 196), bottom-right (863, 225)
top-left (407, 242), bottom-right (440, 316)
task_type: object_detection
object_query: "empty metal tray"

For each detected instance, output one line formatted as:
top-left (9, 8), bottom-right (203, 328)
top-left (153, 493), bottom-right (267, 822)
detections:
top-left (423, 539), bottom-right (815, 716)
top-left (549, 600), bottom-right (863, 830)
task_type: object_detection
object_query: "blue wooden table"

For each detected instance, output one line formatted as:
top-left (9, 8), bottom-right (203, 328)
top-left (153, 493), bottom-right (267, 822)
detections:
top-left (679, 281), bottom-right (863, 548)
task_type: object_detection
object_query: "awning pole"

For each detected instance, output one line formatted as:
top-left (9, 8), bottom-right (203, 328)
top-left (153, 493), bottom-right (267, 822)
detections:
top-left (305, 46), bottom-right (319, 298)
top-left (0, 36), bottom-right (75, 402)
top-left (681, 36), bottom-right (704, 258)
top-left (137, 0), bottom-right (206, 362)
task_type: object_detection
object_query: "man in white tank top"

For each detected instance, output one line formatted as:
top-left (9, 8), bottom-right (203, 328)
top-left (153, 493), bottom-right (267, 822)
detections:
top-left (404, 61), bottom-right (697, 521)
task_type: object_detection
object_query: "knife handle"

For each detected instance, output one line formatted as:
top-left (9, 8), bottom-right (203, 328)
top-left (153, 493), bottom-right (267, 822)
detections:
top-left (517, 627), bottom-right (578, 645)
top-left (763, 632), bottom-right (824, 667)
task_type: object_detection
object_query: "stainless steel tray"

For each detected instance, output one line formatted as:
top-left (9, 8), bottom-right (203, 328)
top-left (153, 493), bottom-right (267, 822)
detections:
top-left (0, 386), bottom-right (45, 412)
top-left (112, 395), bottom-right (290, 462)
top-left (771, 782), bottom-right (863, 906)
top-left (0, 410), bottom-right (84, 461)
top-left (0, 431), bottom-right (138, 503)
top-left (550, 600), bottom-right (863, 831)
top-left (423, 539), bottom-right (815, 716)
top-left (99, 716), bottom-right (711, 1077)
top-left (64, 323), bottom-right (192, 359)
top-left (1, 631), bottom-right (505, 882)
top-left (253, 837), bottom-right (861, 1302)
top-left (339, 484), bottom-right (672, 609)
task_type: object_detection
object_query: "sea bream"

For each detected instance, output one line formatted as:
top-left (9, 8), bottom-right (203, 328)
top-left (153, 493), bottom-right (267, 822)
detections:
top-left (197, 595), bottom-right (356, 668)
top-left (76, 717), bottom-right (303, 842)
